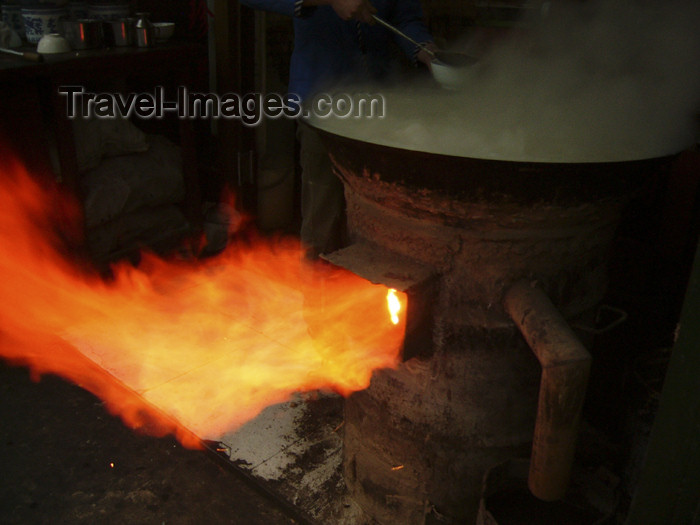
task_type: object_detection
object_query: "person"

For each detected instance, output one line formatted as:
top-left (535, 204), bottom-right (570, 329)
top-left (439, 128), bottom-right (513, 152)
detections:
top-left (238, 0), bottom-right (437, 259)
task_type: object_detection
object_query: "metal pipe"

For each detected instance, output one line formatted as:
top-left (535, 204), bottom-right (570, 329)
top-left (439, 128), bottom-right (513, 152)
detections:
top-left (504, 280), bottom-right (592, 501)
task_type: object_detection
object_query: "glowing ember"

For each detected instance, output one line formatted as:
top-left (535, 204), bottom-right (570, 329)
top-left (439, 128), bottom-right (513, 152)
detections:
top-left (387, 289), bottom-right (401, 325)
top-left (0, 153), bottom-right (406, 447)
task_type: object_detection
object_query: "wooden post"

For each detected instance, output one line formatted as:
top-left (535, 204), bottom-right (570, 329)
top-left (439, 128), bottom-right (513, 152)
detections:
top-left (213, 0), bottom-right (257, 212)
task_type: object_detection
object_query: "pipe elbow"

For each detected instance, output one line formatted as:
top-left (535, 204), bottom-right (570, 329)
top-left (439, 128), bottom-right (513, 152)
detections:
top-left (504, 279), bottom-right (592, 502)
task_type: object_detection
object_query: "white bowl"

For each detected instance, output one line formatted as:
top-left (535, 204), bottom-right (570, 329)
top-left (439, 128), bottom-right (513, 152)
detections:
top-left (37, 32), bottom-right (71, 53)
top-left (153, 22), bottom-right (174, 42)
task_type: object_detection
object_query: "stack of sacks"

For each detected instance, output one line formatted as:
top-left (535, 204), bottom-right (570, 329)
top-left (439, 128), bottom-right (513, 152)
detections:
top-left (73, 117), bottom-right (190, 261)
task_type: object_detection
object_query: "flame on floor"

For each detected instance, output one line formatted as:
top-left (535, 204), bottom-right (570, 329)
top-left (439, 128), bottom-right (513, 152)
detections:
top-left (0, 155), bottom-right (406, 448)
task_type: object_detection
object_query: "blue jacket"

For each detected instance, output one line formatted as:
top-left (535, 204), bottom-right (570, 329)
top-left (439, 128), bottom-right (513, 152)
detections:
top-left (238, 0), bottom-right (433, 99)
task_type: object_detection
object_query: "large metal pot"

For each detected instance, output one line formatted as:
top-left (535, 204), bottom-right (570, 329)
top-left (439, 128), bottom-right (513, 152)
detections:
top-left (314, 125), bottom-right (675, 209)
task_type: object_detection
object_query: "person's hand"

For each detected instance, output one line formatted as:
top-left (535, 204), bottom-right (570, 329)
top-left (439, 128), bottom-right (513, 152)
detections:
top-left (328, 0), bottom-right (376, 23)
top-left (416, 42), bottom-right (439, 69)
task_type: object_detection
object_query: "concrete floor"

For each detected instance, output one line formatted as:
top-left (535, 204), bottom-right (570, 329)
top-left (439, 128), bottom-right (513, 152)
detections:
top-left (0, 360), bottom-right (299, 525)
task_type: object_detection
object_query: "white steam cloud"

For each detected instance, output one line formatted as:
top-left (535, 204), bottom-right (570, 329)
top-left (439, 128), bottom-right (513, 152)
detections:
top-left (313, 0), bottom-right (700, 162)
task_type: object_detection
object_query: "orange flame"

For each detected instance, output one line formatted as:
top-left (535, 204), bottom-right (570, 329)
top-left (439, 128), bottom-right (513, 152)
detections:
top-left (0, 154), bottom-right (407, 447)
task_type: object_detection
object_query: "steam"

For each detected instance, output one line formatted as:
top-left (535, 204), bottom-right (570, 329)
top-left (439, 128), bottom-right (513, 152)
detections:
top-left (313, 0), bottom-right (700, 162)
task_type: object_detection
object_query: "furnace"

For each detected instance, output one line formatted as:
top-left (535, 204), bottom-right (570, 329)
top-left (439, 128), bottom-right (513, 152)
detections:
top-left (307, 115), bottom-right (676, 524)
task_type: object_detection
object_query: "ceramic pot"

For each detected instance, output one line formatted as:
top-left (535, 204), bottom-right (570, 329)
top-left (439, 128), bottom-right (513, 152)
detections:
top-left (21, 6), bottom-right (68, 43)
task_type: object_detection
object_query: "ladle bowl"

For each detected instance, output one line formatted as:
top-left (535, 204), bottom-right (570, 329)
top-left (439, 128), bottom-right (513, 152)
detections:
top-left (430, 59), bottom-right (470, 89)
top-left (430, 51), bottom-right (477, 89)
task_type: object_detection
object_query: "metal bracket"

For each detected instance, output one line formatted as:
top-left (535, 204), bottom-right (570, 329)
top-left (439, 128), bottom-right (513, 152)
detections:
top-left (572, 304), bottom-right (628, 335)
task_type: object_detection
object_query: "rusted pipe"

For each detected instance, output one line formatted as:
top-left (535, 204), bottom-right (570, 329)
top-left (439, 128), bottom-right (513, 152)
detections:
top-left (504, 280), bottom-right (591, 501)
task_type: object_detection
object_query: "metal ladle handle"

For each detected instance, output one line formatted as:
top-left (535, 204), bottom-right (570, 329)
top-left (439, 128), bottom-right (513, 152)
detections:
top-left (0, 47), bottom-right (43, 61)
top-left (371, 15), bottom-right (436, 59)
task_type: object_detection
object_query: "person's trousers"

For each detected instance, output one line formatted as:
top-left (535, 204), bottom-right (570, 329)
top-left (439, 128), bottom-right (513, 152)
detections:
top-left (297, 122), bottom-right (346, 259)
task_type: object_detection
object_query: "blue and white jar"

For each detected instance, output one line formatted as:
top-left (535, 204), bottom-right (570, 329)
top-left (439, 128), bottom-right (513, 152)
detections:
top-left (21, 6), bottom-right (68, 43)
